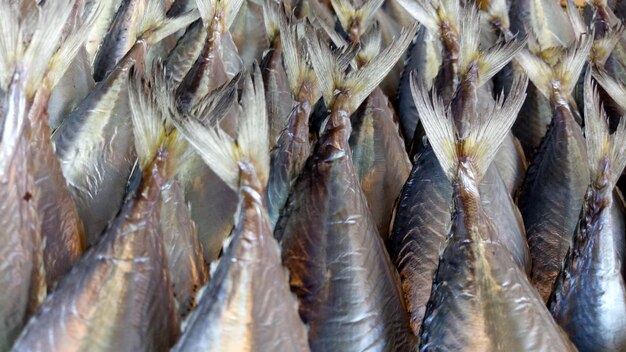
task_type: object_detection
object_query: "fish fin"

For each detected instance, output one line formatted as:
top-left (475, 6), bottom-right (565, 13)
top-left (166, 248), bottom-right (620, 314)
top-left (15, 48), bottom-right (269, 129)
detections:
top-left (262, 0), bottom-right (282, 43)
top-left (412, 73), bottom-right (528, 181)
top-left (0, 2), bottom-right (21, 90)
top-left (344, 23), bottom-right (417, 111)
top-left (281, 19), bottom-right (319, 99)
top-left (331, 0), bottom-right (384, 37)
top-left (311, 16), bottom-right (350, 48)
top-left (195, 0), bottom-right (244, 29)
top-left (45, 3), bottom-right (101, 91)
top-left (189, 73), bottom-right (241, 125)
top-left (21, 0), bottom-right (78, 97)
top-left (592, 66), bottom-right (626, 112)
top-left (458, 7), bottom-right (526, 87)
top-left (566, 0), bottom-right (586, 37)
top-left (237, 63), bottom-right (270, 185)
top-left (584, 69), bottom-right (626, 186)
top-left (139, 5), bottom-right (200, 45)
top-left (396, 0), bottom-right (459, 34)
top-left (356, 23), bottom-right (382, 65)
top-left (128, 68), bottom-right (167, 170)
top-left (591, 24), bottom-right (625, 66)
top-left (516, 33), bottom-right (592, 99)
top-left (172, 65), bottom-right (268, 190)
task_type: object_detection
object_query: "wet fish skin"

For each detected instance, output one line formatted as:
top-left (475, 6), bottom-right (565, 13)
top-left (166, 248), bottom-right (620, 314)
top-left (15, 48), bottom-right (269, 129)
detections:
top-left (518, 102), bottom-right (589, 302)
top-left (28, 89), bottom-right (85, 289)
top-left (12, 163), bottom-right (179, 352)
top-left (0, 74), bottom-right (46, 352)
top-left (173, 166), bottom-right (310, 352)
top-left (160, 179), bottom-right (208, 319)
top-left (350, 87), bottom-right (411, 240)
top-left (53, 44), bottom-right (143, 244)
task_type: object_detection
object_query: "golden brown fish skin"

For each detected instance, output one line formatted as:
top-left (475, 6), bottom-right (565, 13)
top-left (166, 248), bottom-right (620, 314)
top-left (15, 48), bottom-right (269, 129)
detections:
top-left (160, 179), bottom-right (208, 319)
top-left (350, 87), bottom-right (411, 240)
top-left (12, 154), bottom-right (179, 352)
top-left (0, 73), bottom-right (46, 352)
top-left (519, 96), bottom-right (589, 302)
top-left (419, 165), bottom-right (575, 352)
top-left (266, 84), bottom-right (315, 227)
top-left (173, 163), bottom-right (310, 352)
top-left (28, 88), bottom-right (85, 289)
top-left (53, 44), bottom-right (143, 244)
top-left (276, 95), bottom-right (417, 351)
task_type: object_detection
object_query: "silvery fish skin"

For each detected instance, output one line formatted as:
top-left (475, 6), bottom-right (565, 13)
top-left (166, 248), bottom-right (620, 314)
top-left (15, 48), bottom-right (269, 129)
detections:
top-left (266, 86), bottom-right (315, 228)
top-left (160, 179), bottom-right (208, 319)
top-left (350, 87), bottom-right (411, 240)
top-left (261, 39), bottom-right (294, 147)
top-left (389, 146), bottom-right (529, 338)
top-left (276, 105), bottom-right (416, 351)
top-left (172, 165), bottom-right (310, 352)
top-left (550, 186), bottom-right (626, 352)
top-left (419, 169), bottom-right (575, 352)
top-left (163, 19), bottom-right (207, 88)
top-left (397, 26), bottom-right (442, 150)
top-left (12, 160), bottom-right (179, 352)
top-left (518, 100), bottom-right (589, 302)
top-left (29, 88), bottom-right (85, 289)
top-left (52, 44), bottom-right (143, 244)
top-left (93, 0), bottom-right (146, 82)
top-left (0, 74), bottom-right (46, 352)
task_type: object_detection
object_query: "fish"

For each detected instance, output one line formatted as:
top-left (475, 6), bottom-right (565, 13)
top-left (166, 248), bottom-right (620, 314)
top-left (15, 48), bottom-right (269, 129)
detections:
top-left (231, 0), bottom-right (270, 70)
top-left (84, 0), bottom-right (124, 63)
top-left (52, 4), bottom-right (198, 244)
top-left (516, 34), bottom-right (592, 302)
top-left (171, 66), bottom-right (310, 352)
top-left (413, 69), bottom-right (575, 351)
top-left (265, 16), bottom-right (320, 228)
top-left (548, 69), bottom-right (626, 352)
top-left (171, 0), bottom-right (245, 264)
top-left (12, 69), bottom-right (185, 352)
top-left (274, 23), bottom-right (418, 351)
top-left (388, 10), bottom-right (529, 337)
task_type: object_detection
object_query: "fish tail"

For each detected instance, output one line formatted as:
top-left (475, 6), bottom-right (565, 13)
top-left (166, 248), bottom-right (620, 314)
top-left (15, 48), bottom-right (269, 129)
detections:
top-left (591, 24), bottom-right (625, 65)
top-left (171, 64), bottom-right (269, 190)
top-left (262, 0), bottom-right (283, 45)
top-left (458, 6), bottom-right (526, 87)
top-left (306, 21), bottom-right (417, 111)
top-left (356, 24), bottom-right (382, 65)
top-left (196, 0), bottom-right (244, 29)
top-left (396, 0), bottom-right (459, 34)
top-left (515, 33), bottom-right (593, 100)
top-left (139, 3), bottom-right (199, 45)
top-left (593, 66), bottom-right (626, 112)
top-left (411, 72), bottom-right (528, 181)
top-left (585, 69), bottom-right (626, 186)
top-left (280, 17), bottom-right (319, 97)
top-left (330, 0), bottom-right (384, 37)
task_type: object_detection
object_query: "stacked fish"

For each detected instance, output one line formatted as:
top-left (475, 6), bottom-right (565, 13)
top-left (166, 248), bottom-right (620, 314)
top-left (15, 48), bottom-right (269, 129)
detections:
top-left (1, 0), bottom-right (626, 351)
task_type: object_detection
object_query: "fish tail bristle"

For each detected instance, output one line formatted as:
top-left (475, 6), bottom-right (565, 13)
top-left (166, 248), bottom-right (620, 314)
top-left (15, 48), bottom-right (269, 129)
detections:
top-left (591, 24), bottom-right (625, 66)
top-left (474, 36), bottom-right (527, 87)
top-left (311, 16), bottom-right (349, 48)
top-left (330, 0), bottom-right (384, 37)
top-left (565, 0), bottom-right (586, 37)
top-left (396, 0), bottom-right (458, 34)
top-left (411, 73), bottom-right (528, 181)
top-left (592, 67), bottom-right (626, 112)
top-left (262, 0), bottom-right (283, 44)
top-left (128, 67), bottom-right (168, 171)
top-left (139, 5), bottom-right (200, 45)
top-left (0, 2), bottom-right (21, 90)
top-left (22, 0), bottom-right (78, 97)
top-left (219, 0), bottom-right (245, 30)
top-left (356, 24), bottom-right (382, 65)
top-left (237, 63), bottom-right (270, 186)
top-left (346, 22), bottom-right (417, 111)
top-left (279, 9), bottom-right (309, 94)
top-left (171, 68), bottom-right (266, 191)
top-left (409, 73), bottom-right (457, 181)
top-left (195, 0), bottom-right (216, 24)
top-left (584, 69), bottom-right (626, 186)
top-left (305, 25), bottom-right (344, 107)
top-left (515, 33), bottom-right (592, 100)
